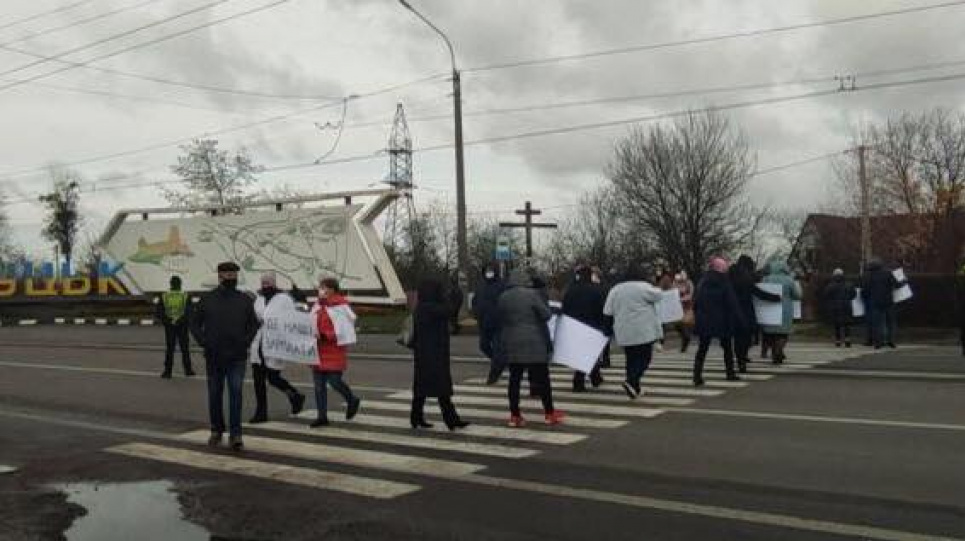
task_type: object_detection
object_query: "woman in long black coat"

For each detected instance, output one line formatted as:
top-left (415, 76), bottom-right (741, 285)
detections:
top-left (410, 278), bottom-right (470, 431)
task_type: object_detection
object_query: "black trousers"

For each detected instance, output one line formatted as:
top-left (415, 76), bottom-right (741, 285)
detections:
top-left (509, 364), bottom-right (555, 416)
top-left (252, 363), bottom-right (301, 417)
top-left (573, 362), bottom-right (603, 388)
top-left (734, 330), bottom-right (752, 362)
top-left (834, 323), bottom-right (851, 343)
top-left (163, 321), bottom-right (192, 372)
top-left (694, 336), bottom-right (736, 380)
top-left (411, 395), bottom-right (460, 426)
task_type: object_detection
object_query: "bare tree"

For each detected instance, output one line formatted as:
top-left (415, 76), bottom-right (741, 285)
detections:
top-left (0, 189), bottom-right (15, 261)
top-left (607, 110), bottom-right (760, 277)
top-left (38, 167), bottom-right (83, 264)
top-left (165, 139), bottom-right (263, 211)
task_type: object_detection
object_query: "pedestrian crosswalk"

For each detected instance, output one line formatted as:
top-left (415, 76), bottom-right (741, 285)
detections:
top-left (104, 344), bottom-right (883, 501)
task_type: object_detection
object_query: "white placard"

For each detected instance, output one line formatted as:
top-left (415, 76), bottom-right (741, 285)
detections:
top-left (326, 305), bottom-right (358, 346)
top-left (793, 301), bottom-right (802, 320)
top-left (658, 289), bottom-right (684, 324)
top-left (262, 310), bottom-right (319, 364)
top-left (551, 315), bottom-right (609, 373)
top-left (892, 268), bottom-right (913, 303)
top-left (753, 283), bottom-right (784, 326)
top-left (852, 288), bottom-right (865, 318)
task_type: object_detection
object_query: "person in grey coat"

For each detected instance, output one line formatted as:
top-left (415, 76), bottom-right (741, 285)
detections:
top-left (603, 268), bottom-right (664, 399)
top-left (497, 269), bottom-right (566, 428)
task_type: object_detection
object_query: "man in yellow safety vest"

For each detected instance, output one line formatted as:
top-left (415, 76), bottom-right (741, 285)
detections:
top-left (158, 275), bottom-right (195, 378)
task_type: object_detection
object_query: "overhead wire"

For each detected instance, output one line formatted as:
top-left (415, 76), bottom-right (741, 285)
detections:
top-left (464, 0), bottom-right (965, 73)
top-left (0, 0), bottom-right (99, 34)
top-left (0, 0), bottom-right (157, 50)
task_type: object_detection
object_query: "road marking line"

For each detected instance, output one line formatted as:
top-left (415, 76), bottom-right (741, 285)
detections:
top-left (450, 384), bottom-right (693, 407)
top-left (117, 319), bottom-right (131, 326)
top-left (575, 367), bottom-right (777, 380)
top-left (796, 369), bottom-right (965, 381)
top-left (18, 319), bottom-right (37, 326)
top-left (256, 421), bottom-right (538, 459)
top-left (140, 319), bottom-right (155, 326)
top-left (666, 407), bottom-right (965, 432)
top-left (388, 391), bottom-right (665, 418)
top-left (358, 399), bottom-right (628, 429)
top-left (73, 318), bottom-right (86, 325)
top-left (295, 411), bottom-right (587, 445)
top-left (54, 318), bottom-right (66, 324)
top-left (465, 377), bottom-right (722, 397)
top-left (177, 430), bottom-right (486, 478)
top-left (461, 474), bottom-right (959, 541)
top-left (95, 319), bottom-right (109, 325)
top-left (544, 373), bottom-right (747, 389)
top-left (106, 442), bottom-right (419, 499)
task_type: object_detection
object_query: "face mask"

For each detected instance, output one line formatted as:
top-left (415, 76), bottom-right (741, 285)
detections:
top-left (221, 279), bottom-right (238, 290)
top-left (485, 271), bottom-right (495, 280)
top-left (318, 288), bottom-right (327, 299)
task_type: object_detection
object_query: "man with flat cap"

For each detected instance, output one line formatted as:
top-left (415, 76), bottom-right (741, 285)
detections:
top-left (190, 261), bottom-right (259, 451)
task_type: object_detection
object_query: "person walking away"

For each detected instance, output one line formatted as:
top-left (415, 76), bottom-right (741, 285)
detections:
top-left (760, 261), bottom-right (802, 364)
top-left (448, 274), bottom-right (464, 335)
top-left (859, 258), bottom-right (905, 349)
top-left (673, 271), bottom-right (695, 352)
top-left (498, 269), bottom-right (565, 428)
top-left (824, 269), bottom-right (857, 347)
top-left (562, 266), bottom-right (607, 392)
top-left (472, 265), bottom-right (507, 384)
top-left (592, 266), bottom-right (614, 368)
top-left (248, 272), bottom-right (306, 424)
top-left (409, 278), bottom-right (470, 430)
top-left (729, 255), bottom-right (780, 369)
top-left (311, 277), bottom-right (362, 427)
top-left (158, 275), bottom-right (194, 379)
top-left (190, 262), bottom-right (258, 451)
top-left (692, 257), bottom-right (744, 386)
top-left (655, 271), bottom-right (674, 351)
top-left (603, 268), bottom-right (664, 399)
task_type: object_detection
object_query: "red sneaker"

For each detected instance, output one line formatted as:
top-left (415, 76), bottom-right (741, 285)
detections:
top-left (507, 414), bottom-right (526, 428)
top-left (544, 410), bottom-right (566, 425)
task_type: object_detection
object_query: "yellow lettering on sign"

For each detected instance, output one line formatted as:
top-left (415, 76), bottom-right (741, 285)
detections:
top-left (97, 277), bottom-right (128, 296)
top-left (63, 277), bottom-right (92, 296)
top-left (25, 279), bottom-right (58, 296)
top-left (0, 279), bottom-right (16, 297)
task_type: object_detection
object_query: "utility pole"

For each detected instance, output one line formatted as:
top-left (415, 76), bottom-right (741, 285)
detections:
top-left (499, 201), bottom-right (558, 260)
top-left (858, 144), bottom-right (871, 270)
top-left (398, 0), bottom-right (469, 293)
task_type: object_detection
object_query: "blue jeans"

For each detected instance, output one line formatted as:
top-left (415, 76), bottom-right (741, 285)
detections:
top-left (624, 342), bottom-right (654, 392)
top-left (206, 359), bottom-right (246, 437)
top-left (313, 371), bottom-right (355, 418)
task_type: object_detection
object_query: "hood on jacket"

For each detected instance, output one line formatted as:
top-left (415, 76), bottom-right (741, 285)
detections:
top-left (417, 278), bottom-right (445, 303)
top-left (765, 260), bottom-right (791, 276)
top-left (865, 257), bottom-right (884, 272)
top-left (736, 255), bottom-right (755, 272)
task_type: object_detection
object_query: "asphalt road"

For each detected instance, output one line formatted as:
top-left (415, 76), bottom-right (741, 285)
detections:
top-left (1, 326), bottom-right (963, 541)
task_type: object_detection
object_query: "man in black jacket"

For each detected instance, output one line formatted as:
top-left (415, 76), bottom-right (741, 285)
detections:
top-left (190, 262), bottom-right (259, 451)
top-left (860, 258), bottom-right (904, 349)
top-left (562, 266), bottom-right (607, 391)
top-left (472, 265), bottom-right (507, 384)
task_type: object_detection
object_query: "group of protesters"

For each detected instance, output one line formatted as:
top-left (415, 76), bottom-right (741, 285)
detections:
top-left (156, 253), bottom-right (910, 451)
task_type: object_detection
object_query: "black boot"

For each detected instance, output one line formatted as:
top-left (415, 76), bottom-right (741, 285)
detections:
top-left (249, 411), bottom-right (267, 424)
top-left (288, 391), bottom-right (306, 416)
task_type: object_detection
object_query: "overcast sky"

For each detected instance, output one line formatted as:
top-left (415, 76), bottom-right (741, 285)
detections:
top-left (3, 0), bottom-right (965, 258)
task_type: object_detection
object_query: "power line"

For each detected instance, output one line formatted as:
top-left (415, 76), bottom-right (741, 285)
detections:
top-left (465, 0), bottom-right (965, 73)
top-left (0, 0), bottom-right (236, 81)
top-left (0, 0), bottom-right (302, 97)
top-left (0, 0), bottom-right (157, 50)
top-left (0, 72), bottom-right (447, 181)
top-left (0, 0), bottom-right (98, 34)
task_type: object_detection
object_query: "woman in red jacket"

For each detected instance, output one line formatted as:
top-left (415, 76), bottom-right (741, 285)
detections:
top-left (311, 278), bottom-right (361, 427)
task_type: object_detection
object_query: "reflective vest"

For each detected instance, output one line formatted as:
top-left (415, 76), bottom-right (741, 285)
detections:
top-left (162, 291), bottom-right (188, 324)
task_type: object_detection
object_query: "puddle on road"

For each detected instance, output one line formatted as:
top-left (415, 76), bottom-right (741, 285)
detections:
top-left (59, 480), bottom-right (210, 541)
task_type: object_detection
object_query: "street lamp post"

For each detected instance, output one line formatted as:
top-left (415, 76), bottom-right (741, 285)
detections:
top-left (398, 0), bottom-right (469, 293)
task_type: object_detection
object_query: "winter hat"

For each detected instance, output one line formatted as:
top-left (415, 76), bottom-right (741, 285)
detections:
top-left (708, 256), bottom-right (730, 273)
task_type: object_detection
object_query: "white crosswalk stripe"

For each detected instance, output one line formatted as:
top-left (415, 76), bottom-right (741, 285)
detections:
top-left (107, 442), bottom-right (421, 499)
top-left (254, 420), bottom-right (539, 459)
top-left (447, 385), bottom-right (694, 406)
top-left (359, 399), bottom-right (629, 429)
top-left (388, 391), bottom-right (667, 417)
top-left (176, 430), bottom-right (487, 478)
top-left (102, 345), bottom-right (871, 500)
